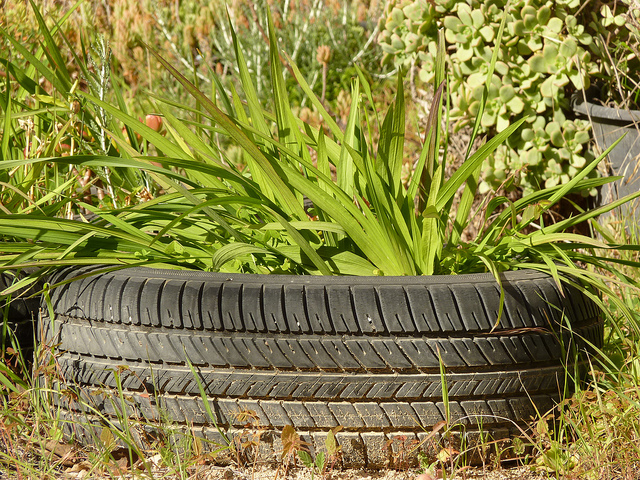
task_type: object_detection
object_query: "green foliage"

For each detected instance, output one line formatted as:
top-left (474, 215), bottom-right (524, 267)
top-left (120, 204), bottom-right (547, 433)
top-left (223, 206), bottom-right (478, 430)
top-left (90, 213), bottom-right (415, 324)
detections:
top-left (589, 1), bottom-right (640, 109)
top-left (0, 0), bottom-right (157, 216)
top-left (378, 0), bottom-right (639, 196)
top-left (295, 425), bottom-right (342, 478)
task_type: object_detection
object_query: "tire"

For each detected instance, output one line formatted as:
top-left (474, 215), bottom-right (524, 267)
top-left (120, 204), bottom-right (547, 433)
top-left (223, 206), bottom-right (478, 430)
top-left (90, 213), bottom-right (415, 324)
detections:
top-left (42, 265), bottom-right (603, 467)
top-left (1, 270), bottom-right (41, 354)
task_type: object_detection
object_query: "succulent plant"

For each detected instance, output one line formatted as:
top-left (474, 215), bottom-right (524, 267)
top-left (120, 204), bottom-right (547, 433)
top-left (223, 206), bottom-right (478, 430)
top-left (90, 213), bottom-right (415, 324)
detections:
top-left (378, 0), bottom-right (636, 196)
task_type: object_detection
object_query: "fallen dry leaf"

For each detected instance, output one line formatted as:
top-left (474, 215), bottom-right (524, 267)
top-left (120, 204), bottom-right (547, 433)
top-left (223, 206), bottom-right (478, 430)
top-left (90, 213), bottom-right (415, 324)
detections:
top-left (45, 440), bottom-right (77, 467)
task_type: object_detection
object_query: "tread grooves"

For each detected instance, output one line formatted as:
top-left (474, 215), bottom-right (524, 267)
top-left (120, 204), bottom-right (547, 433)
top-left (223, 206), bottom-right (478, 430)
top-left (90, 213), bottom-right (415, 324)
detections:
top-left (323, 286), bottom-right (335, 335)
top-left (197, 282), bottom-right (205, 330)
top-left (136, 278), bottom-right (145, 327)
top-left (40, 266), bottom-right (602, 468)
top-left (401, 286), bottom-right (418, 333)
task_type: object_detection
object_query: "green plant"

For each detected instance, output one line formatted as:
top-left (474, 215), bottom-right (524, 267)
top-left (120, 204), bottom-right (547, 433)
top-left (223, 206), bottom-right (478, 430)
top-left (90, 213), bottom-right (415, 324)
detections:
top-left (377, 0), bottom-right (640, 196)
top-left (159, 0), bottom-right (388, 103)
top-left (0, 0), bottom-right (159, 217)
top-left (588, 0), bottom-right (640, 109)
top-left (294, 426), bottom-right (342, 478)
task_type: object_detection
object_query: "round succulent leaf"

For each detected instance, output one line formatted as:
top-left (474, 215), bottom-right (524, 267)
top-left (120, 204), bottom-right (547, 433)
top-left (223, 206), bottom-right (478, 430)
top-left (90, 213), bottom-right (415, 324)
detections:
top-left (507, 95), bottom-right (525, 114)
top-left (468, 72), bottom-right (486, 90)
top-left (553, 109), bottom-right (567, 124)
top-left (495, 61), bottom-right (509, 76)
top-left (481, 110), bottom-right (497, 128)
top-left (380, 43), bottom-right (397, 54)
top-left (418, 67), bottom-right (435, 83)
top-left (563, 120), bottom-right (577, 136)
top-left (567, 69), bottom-right (585, 89)
top-left (575, 130), bottom-right (591, 144)
top-left (488, 81), bottom-right (501, 99)
top-left (497, 113), bottom-right (511, 132)
top-left (547, 17), bottom-right (563, 34)
top-left (614, 14), bottom-right (626, 27)
top-left (537, 6), bottom-right (551, 25)
top-left (403, 1), bottom-right (426, 22)
top-left (550, 130), bottom-right (564, 147)
top-left (528, 36), bottom-right (543, 52)
top-left (559, 147), bottom-right (571, 160)
top-left (533, 116), bottom-right (547, 130)
top-left (518, 39), bottom-right (533, 55)
top-left (524, 13), bottom-right (537, 30)
top-left (443, 15), bottom-right (462, 31)
top-left (459, 62), bottom-right (475, 75)
top-left (479, 25), bottom-right (495, 42)
top-left (577, 33), bottom-right (593, 46)
top-left (548, 159), bottom-right (562, 174)
top-left (471, 35), bottom-right (483, 48)
top-left (458, 3), bottom-right (473, 26)
top-left (444, 29), bottom-right (459, 43)
top-left (478, 181), bottom-right (492, 194)
top-left (499, 84), bottom-right (516, 102)
top-left (457, 45), bottom-right (474, 61)
top-left (405, 32), bottom-right (421, 53)
top-left (545, 176), bottom-right (559, 188)
top-left (508, 20), bottom-right (519, 36)
top-left (391, 7), bottom-right (405, 26)
top-left (391, 34), bottom-right (405, 50)
top-left (528, 54), bottom-right (547, 73)
top-left (565, 15), bottom-right (578, 29)
top-left (571, 155), bottom-right (587, 168)
top-left (542, 44), bottom-right (559, 64)
top-left (559, 38), bottom-right (578, 58)
top-left (469, 100), bottom-right (480, 116)
top-left (471, 8), bottom-right (484, 28)
top-left (545, 121), bottom-right (561, 134)
top-left (506, 36), bottom-right (519, 47)
top-left (524, 148), bottom-right (542, 165)
top-left (553, 72), bottom-right (570, 88)
top-left (522, 128), bottom-right (535, 142)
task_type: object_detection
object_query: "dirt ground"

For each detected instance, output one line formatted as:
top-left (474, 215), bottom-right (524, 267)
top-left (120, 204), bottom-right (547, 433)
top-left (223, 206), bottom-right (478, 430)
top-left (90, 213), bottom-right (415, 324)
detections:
top-left (53, 463), bottom-right (553, 480)
top-left (193, 465), bottom-right (552, 480)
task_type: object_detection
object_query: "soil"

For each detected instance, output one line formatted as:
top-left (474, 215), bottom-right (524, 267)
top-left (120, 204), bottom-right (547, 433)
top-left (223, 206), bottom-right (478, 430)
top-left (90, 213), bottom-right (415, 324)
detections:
top-left (51, 460), bottom-right (553, 480)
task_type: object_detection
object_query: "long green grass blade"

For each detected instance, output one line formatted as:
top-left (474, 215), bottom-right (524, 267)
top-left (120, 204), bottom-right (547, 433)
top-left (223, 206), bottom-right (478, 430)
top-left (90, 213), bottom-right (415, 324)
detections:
top-left (0, 26), bottom-right (67, 95)
top-left (436, 117), bottom-right (527, 211)
top-left (0, 59), bottom-right (38, 95)
top-left (27, 0), bottom-right (71, 89)
top-left (412, 81), bottom-right (444, 210)
top-left (1, 76), bottom-right (10, 161)
top-left (264, 207), bottom-right (332, 275)
top-left (376, 74), bottom-right (405, 201)
top-left (146, 46), bottom-right (306, 220)
top-left (449, 163), bottom-right (481, 246)
top-left (285, 53), bottom-right (342, 140)
top-left (227, 14), bottom-right (272, 146)
top-left (465, 1), bottom-right (509, 158)
top-left (228, 84), bottom-right (272, 199)
top-left (337, 79), bottom-right (360, 197)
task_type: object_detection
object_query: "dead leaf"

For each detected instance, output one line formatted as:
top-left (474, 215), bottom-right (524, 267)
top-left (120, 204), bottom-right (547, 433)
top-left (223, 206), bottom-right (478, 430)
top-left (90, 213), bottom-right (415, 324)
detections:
top-left (436, 447), bottom-right (459, 463)
top-left (45, 440), bottom-right (77, 467)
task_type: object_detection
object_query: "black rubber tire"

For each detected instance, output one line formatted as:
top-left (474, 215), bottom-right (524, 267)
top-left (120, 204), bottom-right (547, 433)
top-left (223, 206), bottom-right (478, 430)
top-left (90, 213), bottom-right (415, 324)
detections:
top-left (42, 265), bottom-right (603, 467)
top-left (1, 270), bottom-right (41, 353)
